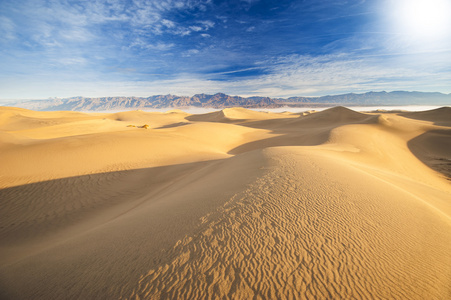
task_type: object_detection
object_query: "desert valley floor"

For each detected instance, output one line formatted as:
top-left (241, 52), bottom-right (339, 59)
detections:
top-left (0, 106), bottom-right (450, 299)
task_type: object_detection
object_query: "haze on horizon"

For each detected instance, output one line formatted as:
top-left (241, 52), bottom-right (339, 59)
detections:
top-left (1, 0), bottom-right (451, 101)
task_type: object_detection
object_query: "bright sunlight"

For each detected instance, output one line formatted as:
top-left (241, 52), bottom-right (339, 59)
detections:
top-left (393, 0), bottom-right (451, 40)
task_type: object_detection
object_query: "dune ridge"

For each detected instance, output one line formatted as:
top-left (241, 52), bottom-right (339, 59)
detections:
top-left (0, 106), bottom-right (450, 299)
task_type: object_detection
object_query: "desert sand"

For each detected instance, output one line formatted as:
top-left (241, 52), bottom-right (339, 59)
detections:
top-left (0, 106), bottom-right (450, 299)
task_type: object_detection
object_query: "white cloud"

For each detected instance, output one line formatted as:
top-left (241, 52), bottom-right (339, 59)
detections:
top-left (173, 28), bottom-right (192, 36)
top-left (237, 52), bottom-right (451, 97)
top-left (130, 39), bottom-right (174, 50)
top-left (2, 45), bottom-right (451, 100)
top-left (161, 19), bottom-right (176, 28)
top-left (1, 0), bottom-right (213, 48)
top-left (54, 57), bottom-right (88, 66)
top-left (0, 16), bottom-right (16, 42)
top-left (182, 49), bottom-right (200, 57)
top-left (198, 20), bottom-right (215, 29)
top-left (149, 42), bottom-right (175, 51)
top-left (2, 50), bottom-right (451, 100)
top-left (189, 26), bottom-right (203, 32)
top-left (2, 0), bottom-right (451, 101)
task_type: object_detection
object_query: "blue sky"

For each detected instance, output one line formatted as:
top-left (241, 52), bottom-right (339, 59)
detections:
top-left (1, 0), bottom-right (451, 100)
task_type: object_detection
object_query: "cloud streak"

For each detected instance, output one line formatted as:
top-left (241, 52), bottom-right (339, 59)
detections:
top-left (3, 50), bottom-right (449, 100)
top-left (0, 0), bottom-right (450, 101)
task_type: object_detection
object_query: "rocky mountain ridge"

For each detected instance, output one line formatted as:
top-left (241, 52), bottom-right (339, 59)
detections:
top-left (9, 91), bottom-right (451, 111)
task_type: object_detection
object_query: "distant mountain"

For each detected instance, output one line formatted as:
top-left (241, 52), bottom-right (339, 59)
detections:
top-left (11, 93), bottom-right (280, 111)
top-left (9, 91), bottom-right (451, 111)
top-left (285, 91), bottom-right (451, 105)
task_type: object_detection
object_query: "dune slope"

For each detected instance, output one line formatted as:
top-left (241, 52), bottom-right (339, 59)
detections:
top-left (0, 106), bottom-right (450, 299)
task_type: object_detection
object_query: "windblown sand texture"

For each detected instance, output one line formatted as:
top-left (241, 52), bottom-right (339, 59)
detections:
top-left (0, 106), bottom-right (450, 299)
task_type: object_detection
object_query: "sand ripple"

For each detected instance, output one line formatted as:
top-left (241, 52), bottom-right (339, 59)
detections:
top-left (125, 149), bottom-right (451, 299)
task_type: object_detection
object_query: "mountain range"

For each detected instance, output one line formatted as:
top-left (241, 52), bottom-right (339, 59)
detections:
top-left (9, 91), bottom-right (451, 111)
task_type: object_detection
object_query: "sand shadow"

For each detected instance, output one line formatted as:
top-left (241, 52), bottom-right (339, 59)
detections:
top-left (185, 110), bottom-right (245, 123)
top-left (0, 154), bottom-right (264, 299)
top-left (407, 129), bottom-right (451, 179)
top-left (226, 107), bottom-right (379, 154)
top-left (400, 107), bottom-right (451, 126)
top-left (0, 159), bottom-right (220, 265)
top-left (155, 122), bottom-right (191, 129)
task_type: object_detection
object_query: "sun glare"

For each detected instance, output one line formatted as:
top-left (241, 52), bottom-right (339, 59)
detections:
top-left (392, 0), bottom-right (451, 40)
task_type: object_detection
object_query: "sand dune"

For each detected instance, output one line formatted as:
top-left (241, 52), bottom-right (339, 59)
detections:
top-left (0, 106), bottom-right (450, 299)
top-left (401, 106), bottom-right (451, 126)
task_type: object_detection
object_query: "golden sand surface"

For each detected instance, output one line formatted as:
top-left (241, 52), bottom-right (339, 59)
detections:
top-left (0, 106), bottom-right (450, 299)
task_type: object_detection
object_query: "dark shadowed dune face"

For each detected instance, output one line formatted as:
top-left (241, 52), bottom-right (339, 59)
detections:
top-left (401, 107), bottom-right (451, 126)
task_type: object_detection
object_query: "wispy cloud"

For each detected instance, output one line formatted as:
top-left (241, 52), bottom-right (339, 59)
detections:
top-left (198, 20), bottom-right (215, 29)
top-left (1, 0), bottom-right (214, 48)
top-left (182, 49), bottom-right (200, 57)
top-left (189, 26), bottom-right (203, 32)
top-left (0, 16), bottom-right (16, 42)
top-left (1, 0), bottom-right (450, 101)
top-left (234, 52), bottom-right (451, 96)
top-left (127, 37), bottom-right (168, 52)
top-left (4, 49), bottom-right (449, 100)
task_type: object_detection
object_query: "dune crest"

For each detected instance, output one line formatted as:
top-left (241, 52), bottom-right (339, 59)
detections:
top-left (0, 106), bottom-right (450, 299)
